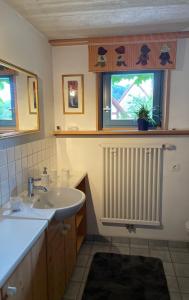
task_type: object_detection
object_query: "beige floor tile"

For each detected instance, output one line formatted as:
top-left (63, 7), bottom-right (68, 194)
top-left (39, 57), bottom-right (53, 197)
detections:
top-left (130, 247), bottom-right (149, 257)
top-left (166, 276), bottom-right (179, 292)
top-left (149, 239), bottom-right (168, 250)
top-left (76, 254), bottom-right (90, 267)
top-left (93, 235), bottom-right (111, 244)
top-left (110, 245), bottom-right (130, 255)
top-left (130, 238), bottom-right (149, 248)
top-left (168, 241), bottom-right (189, 249)
top-left (170, 292), bottom-right (182, 300)
top-left (91, 244), bottom-right (110, 255)
top-left (71, 267), bottom-right (85, 282)
top-left (174, 263), bottom-right (189, 277)
top-left (76, 283), bottom-right (85, 300)
top-left (79, 244), bottom-right (93, 255)
top-left (83, 266), bottom-right (90, 282)
top-left (163, 262), bottom-right (175, 276)
top-left (177, 277), bottom-right (189, 293)
top-left (150, 249), bottom-right (171, 262)
top-left (111, 236), bottom-right (130, 246)
top-left (170, 247), bottom-right (189, 253)
top-left (64, 282), bottom-right (81, 300)
top-left (171, 252), bottom-right (189, 264)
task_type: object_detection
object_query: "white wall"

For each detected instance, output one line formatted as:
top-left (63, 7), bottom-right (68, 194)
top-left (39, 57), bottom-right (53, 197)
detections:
top-left (0, 0), bottom-right (54, 136)
top-left (53, 45), bottom-right (96, 131)
top-left (53, 40), bottom-right (189, 241)
top-left (0, 1), bottom-right (56, 206)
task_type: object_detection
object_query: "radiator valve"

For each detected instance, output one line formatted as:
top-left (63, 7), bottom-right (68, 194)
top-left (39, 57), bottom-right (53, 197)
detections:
top-left (126, 224), bottom-right (135, 233)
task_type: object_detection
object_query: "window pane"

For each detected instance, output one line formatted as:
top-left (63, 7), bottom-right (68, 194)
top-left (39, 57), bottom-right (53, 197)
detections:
top-left (0, 77), bottom-right (14, 121)
top-left (111, 73), bottom-right (154, 121)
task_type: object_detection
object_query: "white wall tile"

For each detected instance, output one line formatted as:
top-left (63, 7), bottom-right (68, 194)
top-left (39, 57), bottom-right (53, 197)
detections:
top-left (27, 143), bottom-right (32, 155)
top-left (15, 159), bottom-right (22, 174)
top-left (1, 180), bottom-right (9, 197)
top-left (2, 194), bottom-right (10, 206)
top-left (0, 138), bottom-right (57, 207)
top-left (8, 162), bottom-right (16, 179)
top-left (28, 155), bottom-right (33, 168)
top-left (9, 177), bottom-right (17, 196)
top-left (33, 153), bottom-right (38, 165)
top-left (16, 172), bottom-right (23, 193)
top-left (0, 166), bottom-right (8, 181)
top-left (21, 144), bottom-right (27, 158)
top-left (7, 147), bottom-right (15, 163)
top-left (21, 157), bottom-right (28, 170)
top-left (15, 145), bottom-right (22, 160)
top-left (0, 150), bottom-right (7, 166)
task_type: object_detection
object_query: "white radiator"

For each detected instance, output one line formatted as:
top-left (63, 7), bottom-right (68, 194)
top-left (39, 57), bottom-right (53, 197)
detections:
top-left (101, 144), bottom-right (163, 226)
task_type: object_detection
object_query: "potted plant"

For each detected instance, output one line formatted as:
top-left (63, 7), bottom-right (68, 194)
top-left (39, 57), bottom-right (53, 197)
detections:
top-left (135, 105), bottom-right (155, 131)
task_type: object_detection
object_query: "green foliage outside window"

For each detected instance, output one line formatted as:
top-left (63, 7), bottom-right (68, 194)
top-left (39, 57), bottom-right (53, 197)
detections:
top-left (111, 73), bottom-right (154, 121)
top-left (0, 77), bottom-right (13, 120)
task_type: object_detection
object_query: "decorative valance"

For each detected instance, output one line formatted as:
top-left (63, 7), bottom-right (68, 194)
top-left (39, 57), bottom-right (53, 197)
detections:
top-left (88, 34), bottom-right (177, 72)
top-left (0, 65), bottom-right (17, 76)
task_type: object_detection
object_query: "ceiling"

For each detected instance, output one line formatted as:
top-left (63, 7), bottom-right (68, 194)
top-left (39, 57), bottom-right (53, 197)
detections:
top-left (5, 0), bottom-right (189, 40)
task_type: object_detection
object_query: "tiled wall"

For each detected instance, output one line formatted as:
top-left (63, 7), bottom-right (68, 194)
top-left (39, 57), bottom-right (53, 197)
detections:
top-left (0, 137), bottom-right (57, 207)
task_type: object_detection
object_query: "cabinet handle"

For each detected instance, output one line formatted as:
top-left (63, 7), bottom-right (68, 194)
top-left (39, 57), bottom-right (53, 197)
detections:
top-left (6, 286), bottom-right (17, 296)
top-left (61, 228), bottom-right (68, 235)
top-left (60, 223), bottom-right (71, 235)
top-left (63, 224), bottom-right (71, 230)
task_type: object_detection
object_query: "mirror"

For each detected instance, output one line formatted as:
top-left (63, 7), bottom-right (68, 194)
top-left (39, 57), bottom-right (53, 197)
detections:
top-left (0, 59), bottom-right (39, 136)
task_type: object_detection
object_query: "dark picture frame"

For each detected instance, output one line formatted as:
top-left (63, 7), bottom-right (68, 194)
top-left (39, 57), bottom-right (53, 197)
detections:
top-left (62, 74), bottom-right (84, 114)
top-left (27, 76), bottom-right (38, 114)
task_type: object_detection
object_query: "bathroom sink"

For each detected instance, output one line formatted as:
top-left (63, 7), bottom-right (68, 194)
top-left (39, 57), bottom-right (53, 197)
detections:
top-left (32, 187), bottom-right (85, 221)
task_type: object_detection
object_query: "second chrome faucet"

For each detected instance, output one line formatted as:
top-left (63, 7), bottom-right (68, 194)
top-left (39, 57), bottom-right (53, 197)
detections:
top-left (28, 177), bottom-right (48, 197)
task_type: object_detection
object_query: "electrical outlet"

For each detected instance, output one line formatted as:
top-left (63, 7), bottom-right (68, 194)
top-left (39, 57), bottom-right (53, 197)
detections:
top-left (171, 163), bottom-right (180, 172)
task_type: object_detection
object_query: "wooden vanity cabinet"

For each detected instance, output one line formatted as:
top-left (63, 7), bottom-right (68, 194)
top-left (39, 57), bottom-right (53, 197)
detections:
top-left (76, 178), bottom-right (87, 253)
top-left (46, 177), bottom-right (87, 300)
top-left (46, 220), bottom-right (66, 300)
top-left (1, 252), bottom-right (32, 300)
top-left (31, 233), bottom-right (48, 300)
top-left (1, 233), bottom-right (47, 300)
top-left (0, 177), bottom-right (87, 300)
top-left (64, 215), bottom-right (77, 285)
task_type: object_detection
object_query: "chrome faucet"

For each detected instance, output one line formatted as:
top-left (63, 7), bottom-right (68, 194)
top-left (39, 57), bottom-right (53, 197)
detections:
top-left (28, 177), bottom-right (48, 197)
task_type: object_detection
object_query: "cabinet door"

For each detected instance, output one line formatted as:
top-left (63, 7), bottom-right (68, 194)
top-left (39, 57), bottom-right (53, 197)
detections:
top-left (64, 216), bottom-right (77, 284)
top-left (31, 232), bottom-right (48, 300)
top-left (2, 252), bottom-right (32, 300)
top-left (47, 224), bottom-right (66, 300)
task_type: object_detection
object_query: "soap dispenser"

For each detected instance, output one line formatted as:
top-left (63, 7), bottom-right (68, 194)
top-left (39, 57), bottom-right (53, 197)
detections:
top-left (41, 167), bottom-right (50, 187)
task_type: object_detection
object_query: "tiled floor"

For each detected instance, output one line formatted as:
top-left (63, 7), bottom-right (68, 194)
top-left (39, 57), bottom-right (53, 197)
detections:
top-left (63, 238), bottom-right (189, 300)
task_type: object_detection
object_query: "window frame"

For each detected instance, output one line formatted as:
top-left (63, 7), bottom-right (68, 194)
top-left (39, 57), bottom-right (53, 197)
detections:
top-left (0, 75), bottom-right (16, 128)
top-left (101, 70), bottom-right (165, 129)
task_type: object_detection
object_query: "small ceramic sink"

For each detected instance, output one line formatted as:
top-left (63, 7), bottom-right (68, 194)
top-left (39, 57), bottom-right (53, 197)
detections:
top-left (32, 187), bottom-right (85, 221)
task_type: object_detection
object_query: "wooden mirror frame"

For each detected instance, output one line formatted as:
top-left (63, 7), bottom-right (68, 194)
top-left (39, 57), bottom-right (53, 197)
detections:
top-left (0, 58), bottom-right (40, 138)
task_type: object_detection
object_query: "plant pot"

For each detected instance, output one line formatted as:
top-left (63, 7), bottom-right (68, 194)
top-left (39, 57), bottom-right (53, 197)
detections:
top-left (137, 118), bottom-right (149, 131)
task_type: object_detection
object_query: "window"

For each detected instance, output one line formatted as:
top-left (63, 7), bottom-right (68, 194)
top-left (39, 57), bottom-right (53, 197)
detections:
top-left (101, 70), bottom-right (164, 128)
top-left (0, 75), bottom-right (16, 127)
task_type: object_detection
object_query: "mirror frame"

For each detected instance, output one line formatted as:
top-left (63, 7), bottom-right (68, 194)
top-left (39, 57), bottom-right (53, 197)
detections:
top-left (0, 58), bottom-right (40, 137)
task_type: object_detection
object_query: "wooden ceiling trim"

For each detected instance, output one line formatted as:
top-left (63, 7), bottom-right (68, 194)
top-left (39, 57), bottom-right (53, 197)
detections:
top-left (49, 31), bottom-right (189, 46)
top-left (49, 38), bottom-right (89, 46)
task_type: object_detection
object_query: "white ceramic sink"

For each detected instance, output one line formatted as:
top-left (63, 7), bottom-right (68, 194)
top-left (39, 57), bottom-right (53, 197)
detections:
top-left (32, 187), bottom-right (85, 221)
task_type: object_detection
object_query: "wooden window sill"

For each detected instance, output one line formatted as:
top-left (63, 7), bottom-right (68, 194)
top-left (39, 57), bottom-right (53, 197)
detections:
top-left (52, 129), bottom-right (189, 136)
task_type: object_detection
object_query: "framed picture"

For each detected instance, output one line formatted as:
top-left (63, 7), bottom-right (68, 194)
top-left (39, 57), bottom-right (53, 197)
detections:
top-left (27, 76), bottom-right (38, 114)
top-left (62, 74), bottom-right (84, 114)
